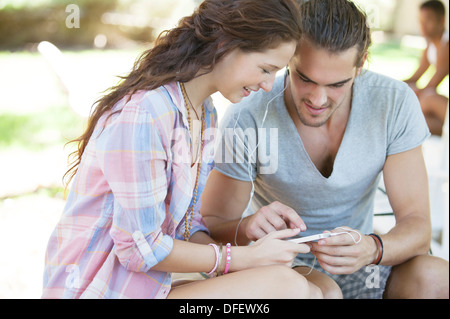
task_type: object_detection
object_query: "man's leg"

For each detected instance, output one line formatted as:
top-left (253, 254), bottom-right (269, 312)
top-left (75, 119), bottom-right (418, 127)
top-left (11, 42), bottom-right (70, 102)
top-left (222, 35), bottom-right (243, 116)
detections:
top-left (384, 255), bottom-right (449, 299)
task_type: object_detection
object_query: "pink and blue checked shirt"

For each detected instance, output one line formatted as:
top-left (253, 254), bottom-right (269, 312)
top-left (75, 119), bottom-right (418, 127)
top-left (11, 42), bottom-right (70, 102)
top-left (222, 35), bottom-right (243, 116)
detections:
top-left (42, 82), bottom-right (217, 299)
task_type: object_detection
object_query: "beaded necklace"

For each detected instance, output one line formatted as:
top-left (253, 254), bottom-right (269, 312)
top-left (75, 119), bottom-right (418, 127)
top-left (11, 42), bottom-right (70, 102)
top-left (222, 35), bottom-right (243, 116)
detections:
top-left (180, 82), bottom-right (205, 241)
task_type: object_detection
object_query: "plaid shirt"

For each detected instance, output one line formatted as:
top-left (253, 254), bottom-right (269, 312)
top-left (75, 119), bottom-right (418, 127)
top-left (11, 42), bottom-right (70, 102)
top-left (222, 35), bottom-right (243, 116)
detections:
top-left (42, 82), bottom-right (217, 299)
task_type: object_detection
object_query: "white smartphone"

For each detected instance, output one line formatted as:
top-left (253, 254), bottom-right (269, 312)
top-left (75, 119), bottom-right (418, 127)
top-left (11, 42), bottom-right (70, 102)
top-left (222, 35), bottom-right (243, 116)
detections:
top-left (287, 233), bottom-right (334, 244)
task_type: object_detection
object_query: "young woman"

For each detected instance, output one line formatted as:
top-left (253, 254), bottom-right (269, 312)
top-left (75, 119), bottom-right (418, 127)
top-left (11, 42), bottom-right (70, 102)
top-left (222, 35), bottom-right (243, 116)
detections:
top-left (42, 0), bottom-right (314, 299)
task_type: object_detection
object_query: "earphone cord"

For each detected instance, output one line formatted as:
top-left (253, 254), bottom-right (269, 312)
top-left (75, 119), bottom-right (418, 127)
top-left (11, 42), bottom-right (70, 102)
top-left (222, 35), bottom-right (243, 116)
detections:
top-left (233, 70), bottom-right (289, 246)
top-left (300, 227), bottom-right (362, 276)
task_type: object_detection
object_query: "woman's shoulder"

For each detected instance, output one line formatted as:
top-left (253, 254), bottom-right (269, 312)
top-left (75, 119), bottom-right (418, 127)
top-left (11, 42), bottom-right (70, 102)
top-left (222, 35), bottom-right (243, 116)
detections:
top-left (130, 85), bottom-right (180, 117)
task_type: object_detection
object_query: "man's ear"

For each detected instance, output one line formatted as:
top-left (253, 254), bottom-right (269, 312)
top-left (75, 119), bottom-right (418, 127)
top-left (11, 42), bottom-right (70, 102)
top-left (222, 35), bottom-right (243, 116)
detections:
top-left (361, 51), bottom-right (368, 65)
top-left (357, 51), bottom-right (369, 75)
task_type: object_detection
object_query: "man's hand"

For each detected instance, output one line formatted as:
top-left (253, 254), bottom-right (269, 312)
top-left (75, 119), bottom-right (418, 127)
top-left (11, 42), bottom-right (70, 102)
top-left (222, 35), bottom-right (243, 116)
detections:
top-left (245, 201), bottom-right (307, 241)
top-left (310, 227), bottom-right (378, 275)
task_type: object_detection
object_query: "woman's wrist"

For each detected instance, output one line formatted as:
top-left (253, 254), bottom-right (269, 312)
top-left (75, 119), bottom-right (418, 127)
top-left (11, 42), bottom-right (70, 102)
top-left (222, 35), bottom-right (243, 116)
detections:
top-left (225, 245), bottom-right (252, 272)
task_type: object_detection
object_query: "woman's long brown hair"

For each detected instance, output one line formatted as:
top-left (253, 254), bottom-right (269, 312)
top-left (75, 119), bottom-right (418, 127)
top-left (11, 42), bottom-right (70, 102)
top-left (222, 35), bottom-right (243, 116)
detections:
top-left (64, 0), bottom-right (302, 187)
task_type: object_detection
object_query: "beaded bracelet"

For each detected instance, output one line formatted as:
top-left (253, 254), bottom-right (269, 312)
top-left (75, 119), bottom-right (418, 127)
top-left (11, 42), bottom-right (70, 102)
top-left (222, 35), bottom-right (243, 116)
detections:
top-left (207, 243), bottom-right (219, 277)
top-left (215, 243), bottom-right (223, 277)
top-left (224, 243), bottom-right (231, 274)
top-left (368, 233), bottom-right (384, 265)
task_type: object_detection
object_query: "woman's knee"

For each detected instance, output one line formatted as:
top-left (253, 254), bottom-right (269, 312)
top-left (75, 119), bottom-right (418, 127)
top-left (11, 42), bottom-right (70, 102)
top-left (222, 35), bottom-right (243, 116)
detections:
top-left (308, 282), bottom-right (324, 299)
top-left (263, 266), bottom-right (314, 299)
top-left (293, 266), bottom-right (342, 299)
top-left (321, 279), bottom-right (343, 299)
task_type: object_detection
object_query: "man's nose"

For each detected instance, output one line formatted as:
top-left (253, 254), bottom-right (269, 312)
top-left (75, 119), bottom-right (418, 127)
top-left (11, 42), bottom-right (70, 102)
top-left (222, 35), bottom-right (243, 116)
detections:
top-left (308, 85), bottom-right (328, 107)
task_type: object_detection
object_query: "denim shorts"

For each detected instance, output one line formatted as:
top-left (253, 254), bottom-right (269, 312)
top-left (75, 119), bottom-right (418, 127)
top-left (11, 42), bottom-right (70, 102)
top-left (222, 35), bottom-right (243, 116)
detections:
top-left (292, 256), bottom-right (392, 299)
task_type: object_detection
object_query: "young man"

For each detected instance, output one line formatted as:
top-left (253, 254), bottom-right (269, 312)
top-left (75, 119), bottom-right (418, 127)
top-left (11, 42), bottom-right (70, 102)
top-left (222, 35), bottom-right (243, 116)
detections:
top-left (405, 0), bottom-right (449, 136)
top-left (201, 0), bottom-right (449, 299)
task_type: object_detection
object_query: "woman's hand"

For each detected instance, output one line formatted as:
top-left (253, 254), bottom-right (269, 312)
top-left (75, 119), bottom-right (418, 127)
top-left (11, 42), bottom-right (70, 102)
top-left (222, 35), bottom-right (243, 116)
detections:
top-left (247, 228), bottom-right (310, 268)
top-left (245, 201), bottom-right (307, 241)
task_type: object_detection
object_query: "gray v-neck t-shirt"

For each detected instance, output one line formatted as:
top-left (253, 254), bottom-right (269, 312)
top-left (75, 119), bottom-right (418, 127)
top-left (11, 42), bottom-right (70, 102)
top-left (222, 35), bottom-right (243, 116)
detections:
top-left (214, 70), bottom-right (430, 251)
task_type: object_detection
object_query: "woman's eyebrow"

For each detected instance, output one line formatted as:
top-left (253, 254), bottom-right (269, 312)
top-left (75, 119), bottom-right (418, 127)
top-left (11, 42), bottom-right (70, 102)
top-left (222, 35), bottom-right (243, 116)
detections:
top-left (264, 63), bottom-right (283, 70)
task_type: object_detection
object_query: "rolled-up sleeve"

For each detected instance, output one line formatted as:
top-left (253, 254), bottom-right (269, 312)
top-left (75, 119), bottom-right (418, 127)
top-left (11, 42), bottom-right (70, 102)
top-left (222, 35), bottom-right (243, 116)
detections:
top-left (95, 103), bottom-right (173, 273)
top-left (175, 208), bottom-right (210, 241)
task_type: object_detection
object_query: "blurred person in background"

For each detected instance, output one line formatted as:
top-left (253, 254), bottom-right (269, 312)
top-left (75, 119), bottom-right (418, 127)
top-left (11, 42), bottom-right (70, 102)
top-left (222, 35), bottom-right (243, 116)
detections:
top-left (405, 0), bottom-right (449, 136)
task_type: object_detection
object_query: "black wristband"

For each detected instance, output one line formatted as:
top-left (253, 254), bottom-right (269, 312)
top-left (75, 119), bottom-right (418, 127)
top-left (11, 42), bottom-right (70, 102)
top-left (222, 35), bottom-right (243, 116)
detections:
top-left (368, 233), bottom-right (384, 265)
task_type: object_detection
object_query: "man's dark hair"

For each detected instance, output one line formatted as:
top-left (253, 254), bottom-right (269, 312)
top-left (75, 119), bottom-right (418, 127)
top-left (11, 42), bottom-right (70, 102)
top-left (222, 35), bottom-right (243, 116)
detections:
top-left (298, 0), bottom-right (372, 67)
top-left (421, 0), bottom-right (446, 19)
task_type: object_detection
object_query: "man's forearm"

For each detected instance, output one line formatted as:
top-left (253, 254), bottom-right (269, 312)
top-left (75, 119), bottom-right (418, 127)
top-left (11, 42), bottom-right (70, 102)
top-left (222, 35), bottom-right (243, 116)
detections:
top-left (380, 214), bottom-right (431, 266)
top-left (203, 215), bottom-right (251, 245)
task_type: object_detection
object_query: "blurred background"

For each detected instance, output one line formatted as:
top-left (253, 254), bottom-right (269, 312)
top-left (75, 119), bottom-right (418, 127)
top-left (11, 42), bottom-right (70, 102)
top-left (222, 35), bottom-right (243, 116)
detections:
top-left (0, 0), bottom-right (448, 298)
